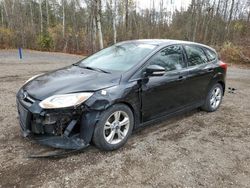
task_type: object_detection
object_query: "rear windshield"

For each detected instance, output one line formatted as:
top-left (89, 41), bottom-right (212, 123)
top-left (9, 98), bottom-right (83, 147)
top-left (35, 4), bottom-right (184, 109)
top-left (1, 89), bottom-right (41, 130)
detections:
top-left (79, 43), bottom-right (157, 72)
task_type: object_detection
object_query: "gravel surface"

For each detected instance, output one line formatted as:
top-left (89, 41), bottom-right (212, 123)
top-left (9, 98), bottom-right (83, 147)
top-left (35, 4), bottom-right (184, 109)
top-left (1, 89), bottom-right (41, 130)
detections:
top-left (0, 50), bottom-right (250, 187)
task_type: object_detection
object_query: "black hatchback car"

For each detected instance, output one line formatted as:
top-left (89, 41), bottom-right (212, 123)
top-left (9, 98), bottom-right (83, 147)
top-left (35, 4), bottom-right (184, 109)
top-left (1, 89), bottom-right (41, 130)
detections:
top-left (16, 39), bottom-right (227, 151)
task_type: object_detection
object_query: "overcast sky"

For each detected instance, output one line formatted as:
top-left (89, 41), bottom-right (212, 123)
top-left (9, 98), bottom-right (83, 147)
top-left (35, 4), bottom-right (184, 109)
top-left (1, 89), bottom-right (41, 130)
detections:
top-left (136, 0), bottom-right (192, 11)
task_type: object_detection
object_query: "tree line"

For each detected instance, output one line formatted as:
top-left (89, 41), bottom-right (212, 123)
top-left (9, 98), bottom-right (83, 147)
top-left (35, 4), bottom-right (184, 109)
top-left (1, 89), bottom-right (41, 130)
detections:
top-left (0, 0), bottom-right (249, 54)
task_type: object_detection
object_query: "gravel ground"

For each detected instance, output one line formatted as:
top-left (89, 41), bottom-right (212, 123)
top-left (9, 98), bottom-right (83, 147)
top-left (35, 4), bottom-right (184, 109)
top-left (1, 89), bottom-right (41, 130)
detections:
top-left (0, 50), bottom-right (250, 188)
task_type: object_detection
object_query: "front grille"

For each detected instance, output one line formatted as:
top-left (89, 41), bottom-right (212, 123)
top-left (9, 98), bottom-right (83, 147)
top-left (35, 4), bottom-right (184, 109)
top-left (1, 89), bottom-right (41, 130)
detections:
top-left (17, 89), bottom-right (35, 131)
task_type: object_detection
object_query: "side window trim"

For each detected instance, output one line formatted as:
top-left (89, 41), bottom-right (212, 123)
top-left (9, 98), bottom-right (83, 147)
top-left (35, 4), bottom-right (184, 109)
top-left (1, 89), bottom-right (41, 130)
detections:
top-left (180, 45), bottom-right (188, 69)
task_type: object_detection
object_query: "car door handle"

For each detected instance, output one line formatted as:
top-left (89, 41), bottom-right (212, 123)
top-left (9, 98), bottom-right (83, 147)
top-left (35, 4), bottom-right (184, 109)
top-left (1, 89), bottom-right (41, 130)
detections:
top-left (206, 68), bottom-right (214, 73)
top-left (178, 75), bottom-right (186, 81)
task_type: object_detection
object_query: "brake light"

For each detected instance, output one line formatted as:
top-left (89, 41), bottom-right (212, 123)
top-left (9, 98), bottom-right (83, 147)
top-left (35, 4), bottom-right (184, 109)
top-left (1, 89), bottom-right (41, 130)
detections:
top-left (219, 61), bottom-right (227, 71)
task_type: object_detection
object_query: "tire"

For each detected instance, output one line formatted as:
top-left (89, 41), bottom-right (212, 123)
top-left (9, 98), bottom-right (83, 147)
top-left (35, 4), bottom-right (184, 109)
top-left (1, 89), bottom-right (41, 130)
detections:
top-left (202, 83), bottom-right (223, 112)
top-left (92, 104), bottom-right (134, 151)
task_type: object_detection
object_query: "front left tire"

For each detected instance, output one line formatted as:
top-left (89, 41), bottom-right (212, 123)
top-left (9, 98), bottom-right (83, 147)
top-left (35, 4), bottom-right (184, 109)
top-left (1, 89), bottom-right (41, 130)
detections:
top-left (92, 104), bottom-right (134, 151)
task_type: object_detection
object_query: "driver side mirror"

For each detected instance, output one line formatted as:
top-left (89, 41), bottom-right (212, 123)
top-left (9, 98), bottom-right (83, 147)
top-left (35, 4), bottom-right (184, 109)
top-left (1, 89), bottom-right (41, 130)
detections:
top-left (144, 65), bottom-right (165, 77)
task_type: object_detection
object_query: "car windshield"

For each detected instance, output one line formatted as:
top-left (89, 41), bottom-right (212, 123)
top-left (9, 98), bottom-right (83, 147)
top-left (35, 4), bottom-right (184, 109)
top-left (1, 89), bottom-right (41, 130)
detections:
top-left (78, 42), bottom-right (157, 72)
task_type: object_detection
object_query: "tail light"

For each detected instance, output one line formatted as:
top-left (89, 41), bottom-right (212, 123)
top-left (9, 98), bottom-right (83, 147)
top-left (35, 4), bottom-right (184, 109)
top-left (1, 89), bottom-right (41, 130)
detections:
top-left (219, 61), bottom-right (227, 71)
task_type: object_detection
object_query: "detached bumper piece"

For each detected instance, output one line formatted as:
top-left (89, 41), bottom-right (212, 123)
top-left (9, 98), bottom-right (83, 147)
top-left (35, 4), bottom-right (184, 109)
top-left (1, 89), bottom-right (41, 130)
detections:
top-left (28, 147), bottom-right (89, 158)
top-left (34, 133), bottom-right (87, 150)
top-left (29, 118), bottom-right (87, 150)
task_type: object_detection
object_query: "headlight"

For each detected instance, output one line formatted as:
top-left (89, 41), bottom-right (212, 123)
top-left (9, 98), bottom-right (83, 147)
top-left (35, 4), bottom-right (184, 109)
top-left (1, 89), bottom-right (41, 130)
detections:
top-left (25, 74), bottom-right (43, 84)
top-left (39, 92), bottom-right (93, 109)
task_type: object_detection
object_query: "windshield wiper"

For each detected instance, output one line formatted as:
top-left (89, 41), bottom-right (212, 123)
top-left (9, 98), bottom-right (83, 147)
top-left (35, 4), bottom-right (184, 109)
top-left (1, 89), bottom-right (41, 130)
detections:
top-left (72, 63), bottom-right (79, 66)
top-left (81, 66), bottom-right (110, 74)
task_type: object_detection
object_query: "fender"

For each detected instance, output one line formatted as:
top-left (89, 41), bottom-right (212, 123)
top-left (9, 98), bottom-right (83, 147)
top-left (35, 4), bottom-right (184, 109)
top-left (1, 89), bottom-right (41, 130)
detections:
top-left (80, 82), bottom-right (141, 143)
top-left (205, 71), bottom-right (225, 98)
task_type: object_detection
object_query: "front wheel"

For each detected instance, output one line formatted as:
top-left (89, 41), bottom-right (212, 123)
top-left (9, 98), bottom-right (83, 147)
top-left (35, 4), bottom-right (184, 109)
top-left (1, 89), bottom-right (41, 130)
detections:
top-left (93, 104), bottom-right (134, 151)
top-left (202, 83), bottom-right (223, 112)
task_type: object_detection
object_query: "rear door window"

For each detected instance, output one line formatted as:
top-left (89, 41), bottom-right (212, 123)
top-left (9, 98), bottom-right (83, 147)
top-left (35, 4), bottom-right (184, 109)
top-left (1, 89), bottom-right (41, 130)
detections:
top-left (184, 45), bottom-right (208, 66)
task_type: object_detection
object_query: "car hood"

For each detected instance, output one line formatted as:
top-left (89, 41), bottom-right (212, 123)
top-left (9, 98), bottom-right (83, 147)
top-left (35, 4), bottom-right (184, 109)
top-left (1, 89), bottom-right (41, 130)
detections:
top-left (23, 65), bottom-right (121, 100)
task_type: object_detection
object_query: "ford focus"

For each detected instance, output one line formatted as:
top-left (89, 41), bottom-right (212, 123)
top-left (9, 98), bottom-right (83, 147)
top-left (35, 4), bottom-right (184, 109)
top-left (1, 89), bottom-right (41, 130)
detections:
top-left (16, 40), bottom-right (227, 151)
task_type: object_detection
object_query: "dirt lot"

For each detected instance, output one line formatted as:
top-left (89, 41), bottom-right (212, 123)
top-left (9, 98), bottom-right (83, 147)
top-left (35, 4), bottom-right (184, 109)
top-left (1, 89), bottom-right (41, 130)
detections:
top-left (0, 50), bottom-right (250, 188)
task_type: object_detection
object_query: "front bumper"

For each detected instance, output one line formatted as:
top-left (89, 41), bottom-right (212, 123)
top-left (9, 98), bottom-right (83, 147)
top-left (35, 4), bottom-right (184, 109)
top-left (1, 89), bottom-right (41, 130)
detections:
top-left (30, 134), bottom-right (87, 150)
top-left (16, 90), bottom-right (89, 150)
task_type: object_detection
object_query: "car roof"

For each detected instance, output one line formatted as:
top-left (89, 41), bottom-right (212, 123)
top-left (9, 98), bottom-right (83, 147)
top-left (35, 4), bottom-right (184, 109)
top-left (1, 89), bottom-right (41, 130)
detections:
top-left (121, 39), bottom-right (216, 52)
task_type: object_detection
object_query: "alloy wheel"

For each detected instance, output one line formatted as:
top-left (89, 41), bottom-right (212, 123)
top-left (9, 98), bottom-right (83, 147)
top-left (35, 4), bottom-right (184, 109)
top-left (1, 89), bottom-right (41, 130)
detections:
top-left (210, 86), bottom-right (222, 110)
top-left (103, 111), bottom-right (130, 145)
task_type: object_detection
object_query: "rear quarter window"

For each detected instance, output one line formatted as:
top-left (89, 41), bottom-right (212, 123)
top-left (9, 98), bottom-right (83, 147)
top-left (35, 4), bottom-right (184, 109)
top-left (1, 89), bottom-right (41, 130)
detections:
top-left (203, 48), bottom-right (217, 61)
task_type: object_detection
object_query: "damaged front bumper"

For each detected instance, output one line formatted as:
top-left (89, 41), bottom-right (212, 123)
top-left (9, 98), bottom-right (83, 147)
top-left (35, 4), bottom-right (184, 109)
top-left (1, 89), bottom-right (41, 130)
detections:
top-left (16, 90), bottom-right (98, 150)
top-left (30, 133), bottom-right (87, 150)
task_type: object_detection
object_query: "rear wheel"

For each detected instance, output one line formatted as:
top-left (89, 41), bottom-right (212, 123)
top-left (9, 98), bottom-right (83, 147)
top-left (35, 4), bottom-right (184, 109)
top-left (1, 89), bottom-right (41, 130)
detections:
top-left (93, 104), bottom-right (134, 151)
top-left (202, 83), bottom-right (223, 112)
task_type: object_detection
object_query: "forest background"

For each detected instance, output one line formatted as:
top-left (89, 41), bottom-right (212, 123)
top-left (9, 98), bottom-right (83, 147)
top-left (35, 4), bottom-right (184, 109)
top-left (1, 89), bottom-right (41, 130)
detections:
top-left (0, 0), bottom-right (250, 64)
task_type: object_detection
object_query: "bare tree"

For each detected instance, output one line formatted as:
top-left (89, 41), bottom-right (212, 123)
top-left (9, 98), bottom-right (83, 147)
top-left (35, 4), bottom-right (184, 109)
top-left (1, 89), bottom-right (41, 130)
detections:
top-left (192, 0), bottom-right (198, 41)
top-left (62, 0), bottom-right (65, 38)
top-left (223, 0), bottom-right (229, 20)
top-left (96, 0), bottom-right (103, 49)
top-left (226, 0), bottom-right (235, 38)
top-left (248, 10), bottom-right (250, 23)
top-left (92, 14), bottom-right (97, 52)
top-left (39, 0), bottom-right (43, 34)
top-left (203, 0), bottom-right (215, 43)
top-left (107, 0), bottom-right (117, 43)
top-left (0, 0), bottom-right (250, 54)
top-left (216, 0), bottom-right (221, 16)
top-left (125, 0), bottom-right (128, 34)
top-left (112, 0), bottom-right (117, 43)
top-left (1, 3), bottom-right (4, 26)
top-left (3, 0), bottom-right (9, 27)
top-left (46, 0), bottom-right (49, 27)
top-left (29, 0), bottom-right (34, 28)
